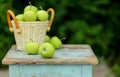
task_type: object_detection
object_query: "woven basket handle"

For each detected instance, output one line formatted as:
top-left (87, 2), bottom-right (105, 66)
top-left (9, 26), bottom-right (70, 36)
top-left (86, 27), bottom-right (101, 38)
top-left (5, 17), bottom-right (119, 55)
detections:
top-left (6, 10), bottom-right (21, 34)
top-left (47, 8), bottom-right (55, 32)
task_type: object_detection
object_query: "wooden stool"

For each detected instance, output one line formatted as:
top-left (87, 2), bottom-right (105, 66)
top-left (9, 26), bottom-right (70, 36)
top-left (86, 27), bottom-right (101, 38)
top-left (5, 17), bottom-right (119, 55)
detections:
top-left (2, 44), bottom-right (98, 77)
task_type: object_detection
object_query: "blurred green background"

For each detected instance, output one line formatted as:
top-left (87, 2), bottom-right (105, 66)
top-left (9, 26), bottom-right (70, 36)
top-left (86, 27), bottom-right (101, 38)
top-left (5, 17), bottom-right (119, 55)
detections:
top-left (0, 0), bottom-right (120, 77)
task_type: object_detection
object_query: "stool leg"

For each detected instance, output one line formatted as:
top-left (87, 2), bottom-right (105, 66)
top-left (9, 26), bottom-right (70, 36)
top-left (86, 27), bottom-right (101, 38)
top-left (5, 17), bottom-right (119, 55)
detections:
top-left (9, 65), bottom-right (21, 77)
top-left (82, 64), bottom-right (92, 77)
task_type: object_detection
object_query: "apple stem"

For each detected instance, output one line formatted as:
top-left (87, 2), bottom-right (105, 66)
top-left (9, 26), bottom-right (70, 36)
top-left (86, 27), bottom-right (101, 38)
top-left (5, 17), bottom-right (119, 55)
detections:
top-left (39, 6), bottom-right (43, 10)
top-left (30, 39), bottom-right (33, 42)
top-left (43, 47), bottom-right (46, 51)
top-left (29, 2), bottom-right (32, 10)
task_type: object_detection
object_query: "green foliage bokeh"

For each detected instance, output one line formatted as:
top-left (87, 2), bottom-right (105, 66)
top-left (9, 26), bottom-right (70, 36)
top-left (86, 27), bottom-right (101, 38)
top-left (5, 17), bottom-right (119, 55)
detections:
top-left (0, 0), bottom-right (120, 76)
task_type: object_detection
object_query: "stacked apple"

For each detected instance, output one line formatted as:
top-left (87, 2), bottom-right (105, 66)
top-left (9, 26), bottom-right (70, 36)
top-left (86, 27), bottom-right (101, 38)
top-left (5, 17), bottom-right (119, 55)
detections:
top-left (25, 35), bottom-right (62, 58)
top-left (16, 3), bottom-right (49, 21)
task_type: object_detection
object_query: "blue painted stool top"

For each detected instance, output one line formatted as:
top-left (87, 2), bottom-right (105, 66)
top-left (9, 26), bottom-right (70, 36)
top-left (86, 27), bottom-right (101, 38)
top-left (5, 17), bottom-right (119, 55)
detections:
top-left (2, 44), bottom-right (98, 65)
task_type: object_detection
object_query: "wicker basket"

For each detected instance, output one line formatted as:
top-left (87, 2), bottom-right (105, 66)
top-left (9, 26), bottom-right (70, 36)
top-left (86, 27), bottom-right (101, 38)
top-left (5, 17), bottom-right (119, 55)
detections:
top-left (6, 8), bottom-right (54, 50)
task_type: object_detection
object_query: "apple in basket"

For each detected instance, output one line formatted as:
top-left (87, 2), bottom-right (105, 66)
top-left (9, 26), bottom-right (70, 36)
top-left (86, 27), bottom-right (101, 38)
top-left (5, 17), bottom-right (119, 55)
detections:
top-left (16, 14), bottom-right (24, 21)
top-left (24, 2), bottom-right (38, 13)
top-left (37, 7), bottom-right (49, 21)
top-left (25, 40), bottom-right (40, 55)
top-left (16, 2), bottom-right (50, 22)
top-left (39, 43), bottom-right (55, 58)
top-left (23, 2), bottom-right (38, 21)
top-left (23, 11), bottom-right (37, 21)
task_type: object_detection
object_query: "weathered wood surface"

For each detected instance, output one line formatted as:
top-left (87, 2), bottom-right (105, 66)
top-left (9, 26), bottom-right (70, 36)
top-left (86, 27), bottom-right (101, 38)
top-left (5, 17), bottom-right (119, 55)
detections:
top-left (2, 44), bottom-right (98, 65)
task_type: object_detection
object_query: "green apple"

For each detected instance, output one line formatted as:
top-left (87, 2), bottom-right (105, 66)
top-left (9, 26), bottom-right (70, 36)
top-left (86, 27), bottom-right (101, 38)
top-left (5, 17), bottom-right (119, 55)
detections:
top-left (25, 42), bottom-right (40, 55)
top-left (44, 35), bottom-right (50, 42)
top-left (39, 43), bottom-right (55, 58)
top-left (37, 10), bottom-right (49, 21)
top-left (24, 5), bottom-right (38, 13)
top-left (50, 36), bottom-right (62, 49)
top-left (23, 11), bottom-right (37, 21)
top-left (16, 14), bottom-right (23, 21)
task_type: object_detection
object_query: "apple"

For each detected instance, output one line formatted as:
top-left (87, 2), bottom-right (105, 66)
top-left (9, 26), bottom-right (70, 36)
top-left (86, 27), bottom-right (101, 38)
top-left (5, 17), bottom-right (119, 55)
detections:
top-left (39, 43), bottom-right (55, 58)
top-left (25, 41), bottom-right (40, 55)
top-left (50, 36), bottom-right (62, 49)
top-left (44, 35), bottom-right (50, 42)
top-left (37, 10), bottom-right (49, 21)
top-left (16, 14), bottom-right (23, 21)
top-left (24, 5), bottom-right (38, 13)
top-left (23, 11), bottom-right (37, 21)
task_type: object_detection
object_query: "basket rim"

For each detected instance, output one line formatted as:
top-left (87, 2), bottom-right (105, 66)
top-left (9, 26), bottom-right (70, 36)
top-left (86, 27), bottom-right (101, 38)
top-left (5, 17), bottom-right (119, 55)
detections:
top-left (11, 20), bottom-right (49, 24)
